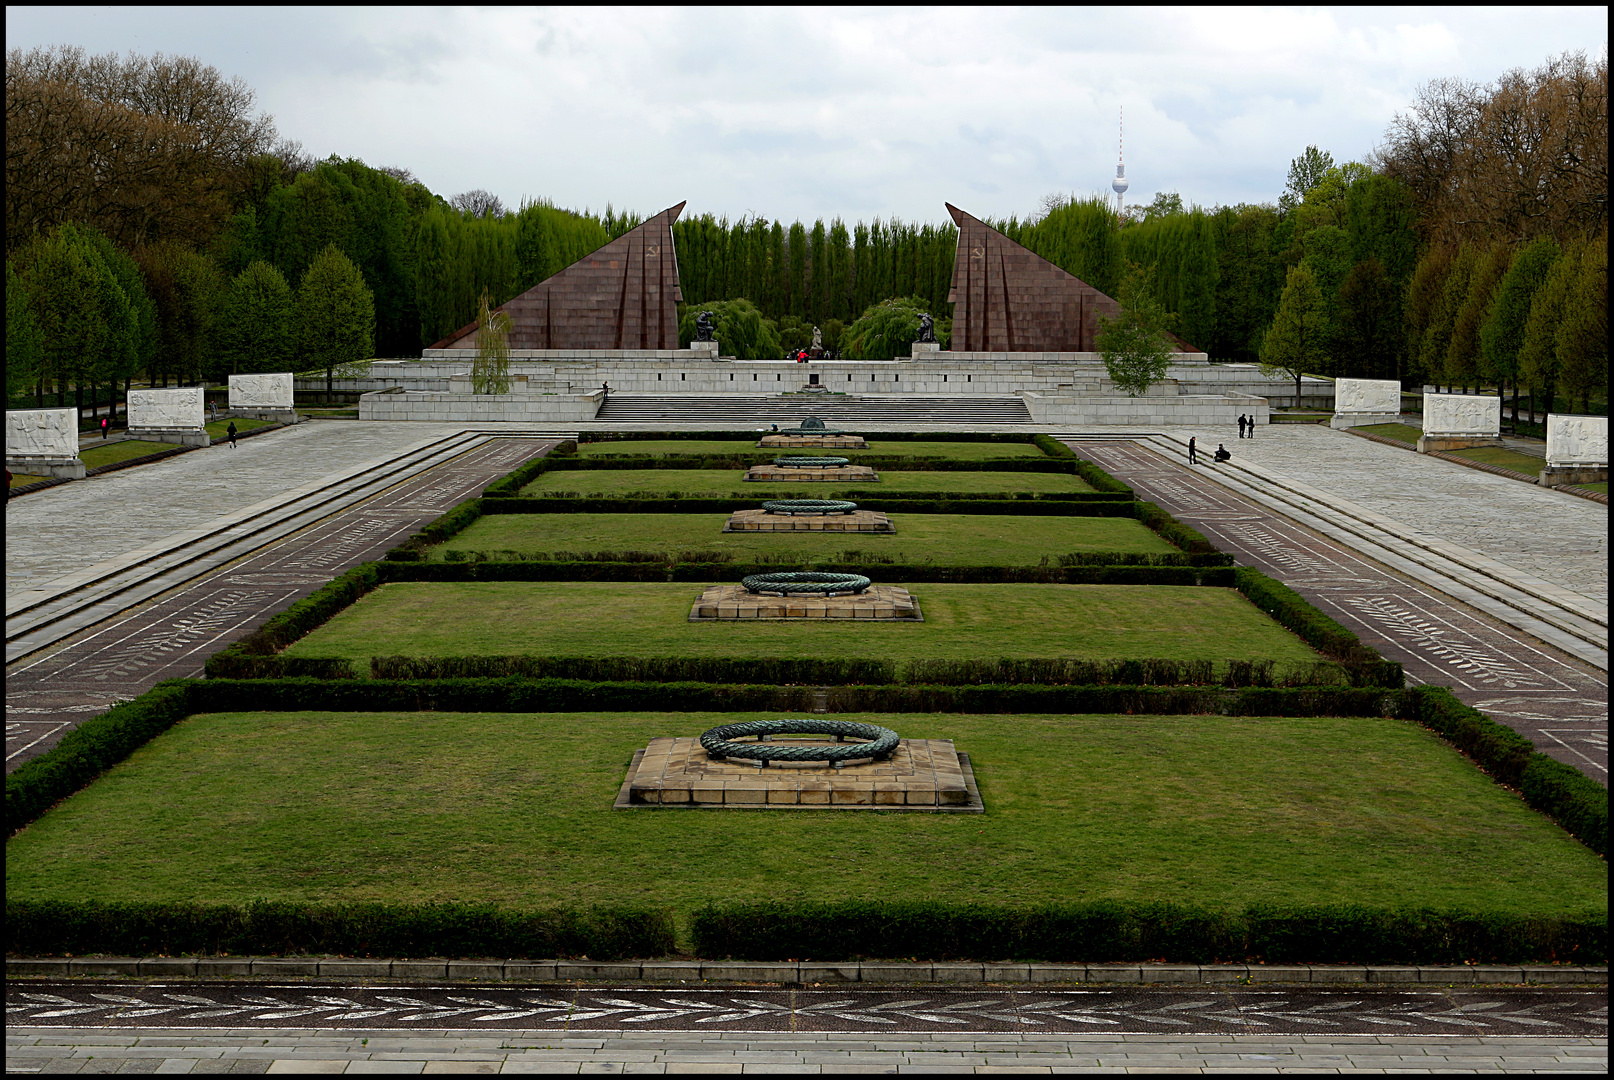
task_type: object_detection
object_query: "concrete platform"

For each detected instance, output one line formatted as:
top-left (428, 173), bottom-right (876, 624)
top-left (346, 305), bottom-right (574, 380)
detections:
top-left (744, 463), bottom-right (880, 481)
top-left (757, 434), bottom-right (869, 448)
top-left (723, 508), bottom-right (894, 532)
top-left (689, 583), bottom-right (918, 620)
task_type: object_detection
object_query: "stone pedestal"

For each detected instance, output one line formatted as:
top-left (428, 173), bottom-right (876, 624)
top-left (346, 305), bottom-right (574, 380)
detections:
top-left (688, 340), bottom-right (720, 360)
top-left (756, 434), bottom-right (868, 449)
top-left (744, 465), bottom-right (879, 482)
top-left (227, 373), bottom-right (299, 424)
top-left (689, 584), bottom-right (918, 620)
top-left (620, 737), bottom-right (978, 810)
top-left (910, 342), bottom-right (941, 359)
top-left (1329, 378), bottom-right (1402, 429)
top-left (7, 408), bottom-right (84, 477)
top-left (724, 509), bottom-right (894, 533)
top-left (1418, 393), bottom-right (1501, 452)
top-left (128, 388), bottom-right (208, 447)
top-left (1541, 414), bottom-right (1608, 485)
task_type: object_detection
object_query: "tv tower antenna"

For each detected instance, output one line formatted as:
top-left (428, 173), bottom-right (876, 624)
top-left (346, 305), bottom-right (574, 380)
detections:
top-left (1112, 107), bottom-right (1129, 220)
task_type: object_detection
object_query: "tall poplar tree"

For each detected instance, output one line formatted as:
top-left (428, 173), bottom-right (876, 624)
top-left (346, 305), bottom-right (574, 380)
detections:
top-left (297, 244), bottom-right (375, 391)
top-left (1481, 236), bottom-right (1560, 423)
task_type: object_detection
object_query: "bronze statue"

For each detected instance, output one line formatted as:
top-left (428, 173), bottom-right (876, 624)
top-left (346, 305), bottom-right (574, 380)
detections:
top-left (695, 311), bottom-right (716, 342)
top-left (916, 312), bottom-right (936, 344)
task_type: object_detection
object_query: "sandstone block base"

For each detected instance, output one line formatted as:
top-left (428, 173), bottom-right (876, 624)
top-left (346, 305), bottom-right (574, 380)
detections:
top-left (6, 455), bottom-right (85, 479)
top-left (690, 584), bottom-right (918, 620)
top-left (229, 408), bottom-right (299, 424)
top-left (1329, 412), bottom-right (1399, 429)
top-left (1540, 464), bottom-right (1608, 486)
top-left (128, 427), bottom-right (210, 448)
top-left (744, 464), bottom-right (879, 482)
top-left (618, 737), bottom-right (980, 811)
top-left (1419, 434), bottom-right (1503, 452)
top-left (756, 435), bottom-right (869, 449)
top-left (724, 509), bottom-right (894, 533)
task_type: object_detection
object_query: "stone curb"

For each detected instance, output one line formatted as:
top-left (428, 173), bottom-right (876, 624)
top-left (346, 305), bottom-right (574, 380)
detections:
top-left (6, 957), bottom-right (1605, 985)
top-left (1345, 427), bottom-right (1608, 504)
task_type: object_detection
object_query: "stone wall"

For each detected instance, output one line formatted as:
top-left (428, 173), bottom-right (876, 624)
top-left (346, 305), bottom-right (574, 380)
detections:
top-left (357, 389), bottom-right (605, 424)
top-left (1022, 391), bottom-right (1270, 428)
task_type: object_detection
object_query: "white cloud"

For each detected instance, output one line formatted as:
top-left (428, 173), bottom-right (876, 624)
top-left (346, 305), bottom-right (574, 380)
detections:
top-left (6, 5), bottom-right (1605, 223)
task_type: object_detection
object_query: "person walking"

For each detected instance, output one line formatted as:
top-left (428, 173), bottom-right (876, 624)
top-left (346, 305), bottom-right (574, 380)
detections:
top-left (1247, 413), bottom-right (1255, 438)
top-left (1237, 414), bottom-right (1247, 439)
top-left (1187, 436), bottom-right (1198, 464)
top-left (226, 420), bottom-right (238, 449)
top-left (99, 416), bottom-right (109, 439)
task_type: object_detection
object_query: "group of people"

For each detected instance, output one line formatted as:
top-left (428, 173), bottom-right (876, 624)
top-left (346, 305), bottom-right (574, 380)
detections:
top-left (1187, 435), bottom-right (1232, 465)
top-left (1237, 413), bottom-right (1257, 439)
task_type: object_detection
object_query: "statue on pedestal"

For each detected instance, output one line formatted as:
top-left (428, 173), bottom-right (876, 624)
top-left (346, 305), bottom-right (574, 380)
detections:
top-left (916, 313), bottom-right (936, 344)
top-left (812, 326), bottom-right (823, 352)
top-left (694, 311), bottom-right (716, 342)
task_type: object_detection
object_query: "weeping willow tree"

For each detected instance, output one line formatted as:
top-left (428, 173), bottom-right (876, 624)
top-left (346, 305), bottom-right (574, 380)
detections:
top-left (471, 289), bottom-right (511, 394)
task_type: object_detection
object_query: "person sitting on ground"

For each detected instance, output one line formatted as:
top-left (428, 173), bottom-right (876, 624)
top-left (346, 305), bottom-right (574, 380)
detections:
top-left (1213, 443), bottom-right (1231, 463)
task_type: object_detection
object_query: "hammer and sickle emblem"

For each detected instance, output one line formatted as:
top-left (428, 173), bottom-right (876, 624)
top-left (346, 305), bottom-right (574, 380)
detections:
top-left (971, 246), bottom-right (985, 258)
top-left (646, 245), bottom-right (660, 256)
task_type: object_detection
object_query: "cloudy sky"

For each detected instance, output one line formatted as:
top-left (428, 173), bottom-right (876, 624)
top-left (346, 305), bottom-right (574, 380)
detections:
top-left (7, 6), bottom-right (1606, 226)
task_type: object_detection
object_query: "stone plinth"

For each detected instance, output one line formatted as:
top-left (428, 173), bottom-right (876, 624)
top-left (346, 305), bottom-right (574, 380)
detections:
top-left (756, 435), bottom-right (869, 449)
top-left (1329, 378), bottom-right (1402, 429)
top-left (1542, 414), bottom-right (1609, 486)
top-left (228, 373), bottom-right (298, 423)
top-left (1418, 393), bottom-right (1501, 452)
top-left (619, 736), bottom-right (979, 810)
top-left (688, 340), bottom-right (719, 360)
top-left (7, 408), bottom-right (85, 478)
top-left (128, 388), bottom-right (208, 447)
top-left (690, 584), bottom-right (918, 620)
top-left (724, 509), bottom-right (894, 533)
top-left (744, 465), bottom-right (879, 482)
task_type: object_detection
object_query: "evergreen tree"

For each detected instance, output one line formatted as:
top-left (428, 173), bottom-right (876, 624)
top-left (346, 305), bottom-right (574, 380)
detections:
top-left (786, 222), bottom-right (808, 319)
top-left (218, 260), bottom-right (296, 375)
top-left (1096, 262), bottom-right (1176, 397)
top-left (1297, 224), bottom-right (1352, 373)
top-left (296, 244), bottom-right (375, 391)
top-left (1481, 236), bottom-right (1561, 423)
top-left (1518, 238), bottom-right (1584, 415)
top-left (1445, 244), bottom-right (1513, 389)
top-left (1337, 258), bottom-right (1399, 380)
top-left (1553, 241), bottom-right (1606, 414)
top-left (13, 227), bottom-right (107, 405)
top-left (1261, 264), bottom-right (1329, 404)
top-left (6, 260), bottom-right (43, 404)
top-left (1402, 246), bottom-right (1455, 384)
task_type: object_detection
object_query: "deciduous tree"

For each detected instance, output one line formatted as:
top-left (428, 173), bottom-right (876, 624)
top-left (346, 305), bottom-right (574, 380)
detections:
top-left (296, 244), bottom-right (374, 392)
top-left (1261, 264), bottom-right (1329, 404)
top-left (1097, 262), bottom-right (1176, 397)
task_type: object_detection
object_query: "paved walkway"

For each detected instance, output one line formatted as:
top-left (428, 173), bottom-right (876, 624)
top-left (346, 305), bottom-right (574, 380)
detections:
top-left (6, 421), bottom-right (481, 597)
top-left (1181, 424), bottom-right (1605, 602)
top-left (1073, 439), bottom-right (1607, 782)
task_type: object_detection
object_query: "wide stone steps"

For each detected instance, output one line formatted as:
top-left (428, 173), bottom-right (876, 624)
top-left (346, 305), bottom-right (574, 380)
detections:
top-left (594, 394), bottom-right (1034, 424)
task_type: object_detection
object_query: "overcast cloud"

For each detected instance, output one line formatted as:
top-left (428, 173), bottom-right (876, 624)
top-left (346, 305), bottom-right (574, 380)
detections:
top-left (7, 6), bottom-right (1607, 225)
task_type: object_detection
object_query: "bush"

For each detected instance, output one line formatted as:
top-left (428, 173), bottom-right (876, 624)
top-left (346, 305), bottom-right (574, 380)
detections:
top-left (1035, 437), bottom-right (1136, 495)
top-left (204, 563), bottom-right (382, 677)
top-left (1135, 501), bottom-right (1226, 558)
top-left (1233, 567), bottom-right (1402, 687)
top-left (543, 455), bottom-right (1079, 473)
top-left (1415, 686), bottom-right (1606, 855)
top-left (6, 899), bottom-right (675, 960)
top-left (478, 497), bottom-right (1140, 516)
top-left (689, 900), bottom-right (1605, 964)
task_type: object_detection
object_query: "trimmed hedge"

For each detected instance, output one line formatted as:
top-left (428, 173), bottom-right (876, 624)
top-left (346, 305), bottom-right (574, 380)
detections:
top-left (1233, 567), bottom-right (1402, 688)
top-left (368, 656), bottom-right (1347, 689)
top-left (1136, 501), bottom-right (1226, 558)
top-left (204, 563), bottom-right (382, 678)
top-left (477, 496), bottom-right (1138, 515)
top-left (544, 455), bottom-right (1078, 473)
top-left (6, 899), bottom-right (674, 960)
top-left (1037, 436), bottom-right (1135, 495)
top-left (1414, 686), bottom-right (1607, 856)
top-left (359, 559), bottom-right (1231, 586)
top-left (689, 900), bottom-right (1605, 964)
top-left (580, 431), bottom-right (1042, 445)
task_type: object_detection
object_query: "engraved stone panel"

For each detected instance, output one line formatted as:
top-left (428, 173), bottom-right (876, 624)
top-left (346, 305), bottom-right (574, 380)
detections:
top-left (1546, 414), bottom-right (1608, 466)
top-left (229, 373), bottom-right (294, 408)
top-left (6, 408), bottom-right (79, 457)
top-left (1423, 393), bottom-right (1499, 436)
top-left (128, 387), bottom-right (205, 430)
top-left (1334, 378), bottom-right (1401, 414)
top-left (432, 202), bottom-right (687, 351)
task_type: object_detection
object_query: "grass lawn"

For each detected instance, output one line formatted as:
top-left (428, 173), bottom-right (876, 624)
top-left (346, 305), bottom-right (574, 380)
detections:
top-left (522, 469), bottom-right (1093, 498)
top-left (1574, 482), bottom-right (1607, 495)
top-left (8, 711), bottom-right (1603, 922)
top-left (578, 440), bottom-right (1049, 460)
top-left (1355, 423), bottom-right (1421, 445)
top-left (79, 439), bottom-right (176, 469)
top-left (205, 418), bottom-right (275, 438)
top-left (283, 582), bottom-right (1319, 664)
top-left (9, 471), bottom-right (50, 488)
top-left (431, 513), bottom-right (1178, 565)
top-left (1442, 446), bottom-right (1547, 475)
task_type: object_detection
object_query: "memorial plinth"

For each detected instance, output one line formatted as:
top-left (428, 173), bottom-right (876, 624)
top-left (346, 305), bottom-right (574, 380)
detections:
top-left (724, 508), bottom-right (894, 533)
top-left (6, 408), bottom-right (84, 479)
top-left (745, 464), bottom-right (879, 482)
top-left (1329, 378), bottom-right (1402, 429)
top-left (127, 388), bottom-right (208, 447)
top-left (1418, 393), bottom-right (1502, 452)
top-left (227, 373), bottom-right (298, 423)
top-left (1541, 414), bottom-right (1609, 486)
top-left (618, 736), bottom-right (979, 810)
top-left (689, 584), bottom-right (918, 620)
top-left (756, 434), bottom-right (869, 448)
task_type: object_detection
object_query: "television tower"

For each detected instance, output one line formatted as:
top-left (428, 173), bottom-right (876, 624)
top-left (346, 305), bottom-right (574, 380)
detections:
top-left (1112, 107), bottom-right (1129, 220)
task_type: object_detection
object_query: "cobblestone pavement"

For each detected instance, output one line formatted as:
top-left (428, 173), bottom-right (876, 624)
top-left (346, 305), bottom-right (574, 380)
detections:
top-left (5, 437), bottom-right (556, 771)
top-left (5, 421), bottom-right (478, 597)
top-left (1191, 424), bottom-right (1606, 601)
top-left (1074, 441), bottom-right (1607, 783)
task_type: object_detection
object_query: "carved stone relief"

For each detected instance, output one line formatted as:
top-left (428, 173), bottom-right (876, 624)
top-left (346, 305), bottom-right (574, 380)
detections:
top-left (1334, 378), bottom-right (1400, 414)
top-left (128, 387), bottom-right (205, 429)
top-left (1423, 393), bottom-right (1499, 436)
top-left (229, 373), bottom-right (294, 408)
top-left (1546, 414), bottom-right (1608, 466)
top-left (6, 408), bottom-right (79, 457)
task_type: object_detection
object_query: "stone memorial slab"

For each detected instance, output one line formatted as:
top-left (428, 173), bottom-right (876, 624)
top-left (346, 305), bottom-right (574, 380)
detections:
top-left (1329, 378), bottom-right (1402, 429)
top-left (756, 434), bottom-right (869, 448)
top-left (690, 584), bottom-right (918, 620)
top-left (6, 408), bottom-right (85, 478)
top-left (744, 464), bottom-right (879, 482)
top-left (128, 387), bottom-right (209, 446)
top-left (1418, 393), bottom-right (1501, 452)
top-left (619, 736), bottom-right (980, 810)
top-left (1542, 414), bottom-right (1608, 486)
top-left (724, 509), bottom-right (894, 533)
top-left (228, 373), bottom-right (294, 408)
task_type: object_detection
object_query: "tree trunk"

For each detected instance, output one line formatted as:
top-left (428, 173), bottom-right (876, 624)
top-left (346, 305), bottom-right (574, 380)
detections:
top-left (1510, 380), bottom-right (1518, 428)
top-left (74, 380), bottom-right (83, 419)
top-left (326, 365), bottom-right (333, 394)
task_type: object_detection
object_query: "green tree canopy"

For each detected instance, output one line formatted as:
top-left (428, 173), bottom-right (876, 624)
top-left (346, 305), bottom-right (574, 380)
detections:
top-left (1553, 241), bottom-right (1606, 413)
top-left (296, 243), bottom-right (375, 391)
top-left (218, 260), bottom-right (295, 376)
top-left (1337, 258), bottom-right (1399, 380)
top-left (1261, 263), bottom-right (1329, 404)
top-left (1096, 262), bottom-right (1177, 397)
top-left (471, 288), bottom-right (511, 394)
top-left (676, 299), bottom-right (782, 361)
top-left (6, 259), bottom-right (42, 402)
top-left (843, 296), bottom-right (949, 360)
top-left (1445, 244), bottom-right (1513, 387)
top-left (1517, 238), bottom-right (1585, 412)
top-left (1480, 236), bottom-right (1560, 389)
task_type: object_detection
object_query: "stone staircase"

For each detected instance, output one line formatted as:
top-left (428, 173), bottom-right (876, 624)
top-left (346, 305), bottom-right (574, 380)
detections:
top-left (594, 394), bottom-right (1034, 424)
